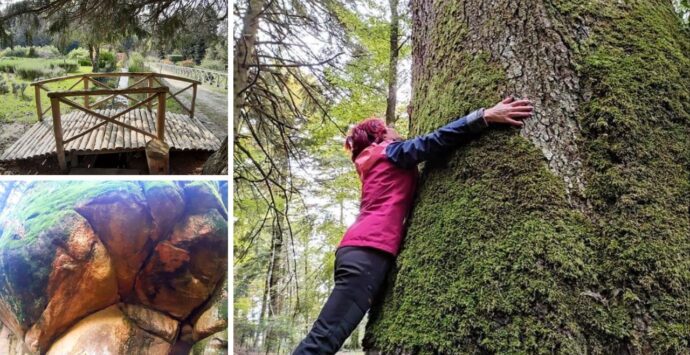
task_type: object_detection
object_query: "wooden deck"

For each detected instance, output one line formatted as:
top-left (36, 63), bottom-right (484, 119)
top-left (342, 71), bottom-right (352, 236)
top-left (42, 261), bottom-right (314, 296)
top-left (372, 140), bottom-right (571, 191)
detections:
top-left (0, 109), bottom-right (220, 161)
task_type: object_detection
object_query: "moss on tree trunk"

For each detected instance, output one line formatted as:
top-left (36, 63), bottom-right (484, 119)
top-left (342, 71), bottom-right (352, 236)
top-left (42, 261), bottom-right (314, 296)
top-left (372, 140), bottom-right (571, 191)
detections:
top-left (364, 1), bottom-right (690, 353)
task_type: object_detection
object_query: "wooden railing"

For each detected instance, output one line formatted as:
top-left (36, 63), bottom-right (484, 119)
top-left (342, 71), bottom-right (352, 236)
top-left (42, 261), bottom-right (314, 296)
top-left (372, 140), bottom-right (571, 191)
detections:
top-left (147, 61), bottom-right (228, 89)
top-left (31, 72), bottom-right (200, 170)
top-left (31, 72), bottom-right (200, 122)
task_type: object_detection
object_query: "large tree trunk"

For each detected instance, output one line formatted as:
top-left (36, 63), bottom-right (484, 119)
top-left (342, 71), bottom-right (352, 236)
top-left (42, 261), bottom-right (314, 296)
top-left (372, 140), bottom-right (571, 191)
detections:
top-left (234, 0), bottom-right (264, 139)
top-left (365, 1), bottom-right (690, 353)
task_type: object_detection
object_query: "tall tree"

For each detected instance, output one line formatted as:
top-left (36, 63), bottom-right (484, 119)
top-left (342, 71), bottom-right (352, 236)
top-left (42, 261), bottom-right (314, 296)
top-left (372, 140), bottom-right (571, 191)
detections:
top-left (384, 0), bottom-right (399, 125)
top-left (365, 1), bottom-right (690, 353)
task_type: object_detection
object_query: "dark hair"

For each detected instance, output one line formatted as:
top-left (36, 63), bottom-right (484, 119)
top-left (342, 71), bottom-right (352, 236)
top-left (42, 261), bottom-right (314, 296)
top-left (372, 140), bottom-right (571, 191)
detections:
top-left (344, 118), bottom-right (387, 160)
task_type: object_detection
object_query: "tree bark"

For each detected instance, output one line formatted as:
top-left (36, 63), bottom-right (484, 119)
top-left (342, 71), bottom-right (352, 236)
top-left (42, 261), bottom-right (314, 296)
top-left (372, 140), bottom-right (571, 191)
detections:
top-left (202, 137), bottom-right (228, 174)
top-left (385, 0), bottom-right (400, 126)
top-left (90, 44), bottom-right (100, 73)
top-left (365, 1), bottom-right (690, 353)
top-left (264, 154), bottom-right (288, 354)
top-left (234, 0), bottom-right (264, 139)
top-left (264, 214), bottom-right (286, 354)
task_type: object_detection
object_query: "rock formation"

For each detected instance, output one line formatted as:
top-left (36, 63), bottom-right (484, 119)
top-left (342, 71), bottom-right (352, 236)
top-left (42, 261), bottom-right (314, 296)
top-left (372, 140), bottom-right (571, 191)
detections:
top-left (0, 181), bottom-right (228, 354)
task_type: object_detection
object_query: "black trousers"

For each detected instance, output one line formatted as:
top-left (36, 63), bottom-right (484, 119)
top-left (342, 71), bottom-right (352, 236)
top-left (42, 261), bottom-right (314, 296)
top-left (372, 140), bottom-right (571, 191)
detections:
top-left (293, 246), bottom-right (393, 355)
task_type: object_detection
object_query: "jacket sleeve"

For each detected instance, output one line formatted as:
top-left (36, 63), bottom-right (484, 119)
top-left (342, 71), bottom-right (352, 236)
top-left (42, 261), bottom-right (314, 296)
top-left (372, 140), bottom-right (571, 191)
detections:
top-left (385, 109), bottom-right (488, 169)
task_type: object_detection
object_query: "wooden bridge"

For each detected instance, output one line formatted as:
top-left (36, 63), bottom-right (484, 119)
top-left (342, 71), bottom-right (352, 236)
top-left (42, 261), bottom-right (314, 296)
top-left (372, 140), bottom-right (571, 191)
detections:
top-left (0, 72), bottom-right (221, 171)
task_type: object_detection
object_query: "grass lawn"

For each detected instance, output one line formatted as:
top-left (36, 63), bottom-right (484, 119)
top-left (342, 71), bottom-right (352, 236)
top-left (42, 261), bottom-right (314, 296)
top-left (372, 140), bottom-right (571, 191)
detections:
top-left (0, 65), bottom-right (92, 123)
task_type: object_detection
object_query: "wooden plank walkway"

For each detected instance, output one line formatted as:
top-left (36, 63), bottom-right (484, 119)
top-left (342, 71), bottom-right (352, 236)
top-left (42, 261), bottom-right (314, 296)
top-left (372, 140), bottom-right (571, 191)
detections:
top-left (0, 109), bottom-right (221, 161)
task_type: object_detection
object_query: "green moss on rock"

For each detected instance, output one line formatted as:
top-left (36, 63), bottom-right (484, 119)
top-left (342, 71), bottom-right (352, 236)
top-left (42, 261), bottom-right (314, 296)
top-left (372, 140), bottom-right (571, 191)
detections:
top-left (0, 181), bottom-right (142, 249)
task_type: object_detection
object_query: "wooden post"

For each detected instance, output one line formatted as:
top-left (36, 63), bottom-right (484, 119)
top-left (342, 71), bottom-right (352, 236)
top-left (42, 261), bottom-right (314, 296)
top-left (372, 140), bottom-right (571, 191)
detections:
top-left (145, 138), bottom-right (169, 174)
top-left (83, 77), bottom-right (89, 109)
top-left (35, 85), bottom-right (42, 121)
top-left (157, 91), bottom-right (166, 141)
top-left (191, 83), bottom-right (197, 118)
top-left (147, 76), bottom-right (154, 112)
top-left (50, 97), bottom-right (67, 171)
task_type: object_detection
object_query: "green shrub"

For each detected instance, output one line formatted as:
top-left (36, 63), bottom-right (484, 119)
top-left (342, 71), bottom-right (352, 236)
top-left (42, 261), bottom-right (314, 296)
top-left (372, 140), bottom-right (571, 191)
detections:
top-left (0, 58), bottom-right (77, 80)
top-left (0, 79), bottom-right (8, 95)
top-left (14, 66), bottom-right (43, 81)
top-left (41, 46), bottom-right (60, 58)
top-left (1, 47), bottom-right (28, 57)
top-left (51, 61), bottom-right (78, 73)
top-left (67, 47), bottom-right (90, 65)
top-left (179, 59), bottom-right (195, 67)
top-left (98, 51), bottom-right (117, 72)
top-left (168, 53), bottom-right (184, 63)
top-left (200, 59), bottom-right (226, 71)
top-left (128, 52), bottom-right (146, 73)
top-left (0, 59), bottom-right (17, 73)
top-left (0, 45), bottom-right (60, 58)
top-left (11, 82), bottom-right (28, 97)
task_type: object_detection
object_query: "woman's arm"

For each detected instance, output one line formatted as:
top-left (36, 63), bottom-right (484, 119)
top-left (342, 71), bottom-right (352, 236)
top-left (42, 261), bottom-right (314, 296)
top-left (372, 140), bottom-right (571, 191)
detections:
top-left (385, 97), bottom-right (533, 169)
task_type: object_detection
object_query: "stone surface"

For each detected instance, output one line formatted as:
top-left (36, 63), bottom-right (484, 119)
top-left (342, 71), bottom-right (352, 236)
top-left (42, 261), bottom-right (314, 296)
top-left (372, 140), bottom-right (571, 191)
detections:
top-left (181, 181), bottom-right (227, 218)
top-left (119, 303), bottom-right (179, 343)
top-left (75, 183), bottom-right (155, 298)
top-left (24, 216), bottom-right (118, 352)
top-left (193, 279), bottom-right (228, 341)
top-left (0, 321), bottom-right (28, 355)
top-left (136, 209), bottom-right (228, 319)
top-left (141, 182), bottom-right (185, 242)
top-left (47, 305), bottom-right (171, 355)
top-left (0, 181), bottom-right (228, 353)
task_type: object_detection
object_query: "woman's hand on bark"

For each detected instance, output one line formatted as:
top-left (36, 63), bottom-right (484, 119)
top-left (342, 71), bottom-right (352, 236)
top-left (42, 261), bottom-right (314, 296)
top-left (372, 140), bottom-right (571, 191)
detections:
top-left (484, 97), bottom-right (534, 127)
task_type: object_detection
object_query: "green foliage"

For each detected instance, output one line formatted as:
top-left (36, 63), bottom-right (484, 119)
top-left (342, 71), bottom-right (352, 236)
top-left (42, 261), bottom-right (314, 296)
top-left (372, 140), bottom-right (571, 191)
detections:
top-left (0, 58), bottom-right (78, 80)
top-left (0, 45), bottom-right (60, 58)
top-left (199, 59), bottom-right (225, 71)
top-left (0, 66), bottom-right (91, 123)
top-left (179, 59), bottom-right (195, 67)
top-left (98, 51), bottom-right (117, 72)
top-left (127, 51), bottom-right (146, 73)
top-left (325, 3), bottom-right (391, 124)
top-left (168, 53), bottom-right (184, 63)
top-left (67, 47), bottom-right (88, 59)
top-left (203, 41), bottom-right (227, 64)
top-left (365, 1), bottom-right (690, 353)
top-left (0, 78), bottom-right (8, 95)
top-left (67, 47), bottom-right (90, 66)
top-left (234, 1), bottom-right (413, 352)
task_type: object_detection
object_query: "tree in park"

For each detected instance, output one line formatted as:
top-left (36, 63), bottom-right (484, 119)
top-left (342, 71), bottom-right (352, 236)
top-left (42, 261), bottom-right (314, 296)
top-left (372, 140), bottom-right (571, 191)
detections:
top-left (0, 0), bottom-right (227, 71)
top-left (364, 1), bottom-right (690, 354)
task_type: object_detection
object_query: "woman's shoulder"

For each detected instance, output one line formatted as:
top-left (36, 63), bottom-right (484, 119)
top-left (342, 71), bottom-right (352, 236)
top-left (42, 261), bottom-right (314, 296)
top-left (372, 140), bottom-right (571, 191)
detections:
top-left (354, 140), bottom-right (393, 173)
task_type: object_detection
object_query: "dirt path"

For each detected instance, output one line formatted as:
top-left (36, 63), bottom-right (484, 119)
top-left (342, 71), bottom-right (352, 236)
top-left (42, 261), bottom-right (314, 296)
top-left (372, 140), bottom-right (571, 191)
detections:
top-left (157, 68), bottom-right (228, 140)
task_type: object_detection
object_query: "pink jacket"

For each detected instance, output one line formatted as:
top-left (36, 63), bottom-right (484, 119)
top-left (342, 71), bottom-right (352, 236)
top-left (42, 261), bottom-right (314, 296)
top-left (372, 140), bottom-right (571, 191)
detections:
top-left (338, 140), bottom-right (418, 256)
top-left (337, 109), bottom-right (488, 256)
